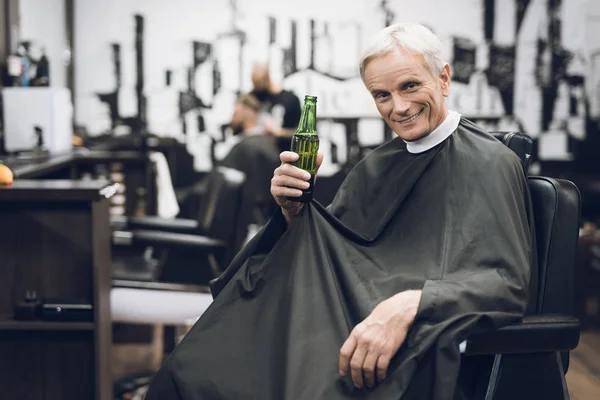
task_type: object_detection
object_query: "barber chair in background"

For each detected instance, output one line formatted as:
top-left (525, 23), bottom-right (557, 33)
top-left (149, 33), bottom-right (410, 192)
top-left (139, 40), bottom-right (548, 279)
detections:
top-left (111, 166), bottom-right (247, 284)
top-left (109, 166), bottom-right (247, 345)
top-left (459, 132), bottom-right (581, 400)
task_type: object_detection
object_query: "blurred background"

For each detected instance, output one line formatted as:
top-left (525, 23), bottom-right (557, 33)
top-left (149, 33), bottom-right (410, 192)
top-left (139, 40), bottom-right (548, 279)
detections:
top-left (1, 1), bottom-right (600, 399)
top-left (4, 0), bottom-right (599, 188)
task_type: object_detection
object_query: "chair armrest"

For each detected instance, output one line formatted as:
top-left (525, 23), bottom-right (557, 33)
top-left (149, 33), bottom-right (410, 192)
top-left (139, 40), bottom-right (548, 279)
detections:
top-left (112, 279), bottom-right (210, 293)
top-left (111, 215), bottom-right (201, 234)
top-left (463, 315), bottom-right (580, 356)
top-left (112, 229), bottom-right (225, 251)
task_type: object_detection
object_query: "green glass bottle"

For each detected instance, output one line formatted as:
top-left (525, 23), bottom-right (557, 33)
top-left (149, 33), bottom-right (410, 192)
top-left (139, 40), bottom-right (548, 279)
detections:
top-left (288, 95), bottom-right (319, 203)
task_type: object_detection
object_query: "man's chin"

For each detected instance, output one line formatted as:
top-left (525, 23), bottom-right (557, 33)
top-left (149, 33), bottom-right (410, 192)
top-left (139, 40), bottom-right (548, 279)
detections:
top-left (393, 126), bottom-right (429, 142)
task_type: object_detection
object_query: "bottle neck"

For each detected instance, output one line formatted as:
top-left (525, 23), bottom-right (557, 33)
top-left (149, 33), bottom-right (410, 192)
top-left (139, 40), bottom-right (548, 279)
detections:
top-left (297, 101), bottom-right (317, 134)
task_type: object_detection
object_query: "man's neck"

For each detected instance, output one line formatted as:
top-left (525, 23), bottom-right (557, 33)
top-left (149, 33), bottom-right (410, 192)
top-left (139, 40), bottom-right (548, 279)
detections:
top-left (434, 109), bottom-right (449, 131)
top-left (243, 124), bottom-right (261, 135)
top-left (270, 83), bottom-right (283, 95)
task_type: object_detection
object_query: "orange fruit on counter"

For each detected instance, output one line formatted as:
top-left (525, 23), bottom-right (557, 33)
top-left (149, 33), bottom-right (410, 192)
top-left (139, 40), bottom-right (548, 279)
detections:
top-left (0, 163), bottom-right (14, 185)
top-left (72, 135), bottom-right (84, 147)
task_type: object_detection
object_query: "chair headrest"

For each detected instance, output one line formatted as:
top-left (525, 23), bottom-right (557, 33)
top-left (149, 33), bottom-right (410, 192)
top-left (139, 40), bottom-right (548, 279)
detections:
top-left (490, 131), bottom-right (533, 172)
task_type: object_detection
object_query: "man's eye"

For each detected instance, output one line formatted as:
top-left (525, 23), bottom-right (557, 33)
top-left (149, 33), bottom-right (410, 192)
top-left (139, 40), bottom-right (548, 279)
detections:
top-left (375, 92), bottom-right (389, 100)
top-left (405, 82), bottom-right (419, 91)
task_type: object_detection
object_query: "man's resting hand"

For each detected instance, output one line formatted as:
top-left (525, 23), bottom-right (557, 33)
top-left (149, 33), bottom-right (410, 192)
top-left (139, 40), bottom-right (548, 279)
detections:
top-left (339, 290), bottom-right (422, 389)
top-left (270, 151), bottom-right (323, 224)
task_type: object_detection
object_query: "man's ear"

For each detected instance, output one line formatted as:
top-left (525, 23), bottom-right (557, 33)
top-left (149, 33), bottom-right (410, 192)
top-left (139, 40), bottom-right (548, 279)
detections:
top-left (440, 63), bottom-right (451, 97)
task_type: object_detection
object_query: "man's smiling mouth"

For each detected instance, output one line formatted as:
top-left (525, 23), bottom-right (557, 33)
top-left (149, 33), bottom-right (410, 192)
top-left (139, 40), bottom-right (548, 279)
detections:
top-left (395, 109), bottom-right (424, 124)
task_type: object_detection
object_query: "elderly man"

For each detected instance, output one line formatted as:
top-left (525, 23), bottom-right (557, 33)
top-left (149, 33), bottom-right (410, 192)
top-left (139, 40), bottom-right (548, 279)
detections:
top-left (146, 23), bottom-right (533, 400)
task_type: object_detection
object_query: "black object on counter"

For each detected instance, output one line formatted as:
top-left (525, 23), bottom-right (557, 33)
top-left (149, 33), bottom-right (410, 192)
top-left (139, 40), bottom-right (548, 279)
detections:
top-left (14, 290), bottom-right (42, 321)
top-left (40, 299), bottom-right (93, 322)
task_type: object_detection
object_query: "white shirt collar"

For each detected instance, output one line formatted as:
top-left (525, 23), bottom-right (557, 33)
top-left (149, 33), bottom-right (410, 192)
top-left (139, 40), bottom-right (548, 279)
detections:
top-left (404, 110), bottom-right (461, 154)
top-left (243, 126), bottom-right (263, 136)
top-left (229, 126), bottom-right (263, 147)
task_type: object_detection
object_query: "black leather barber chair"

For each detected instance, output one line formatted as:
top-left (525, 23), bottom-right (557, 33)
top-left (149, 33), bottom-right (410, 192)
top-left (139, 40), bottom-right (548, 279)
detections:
top-left (461, 132), bottom-right (581, 399)
top-left (111, 166), bottom-right (248, 287)
top-left (109, 166), bottom-right (248, 383)
top-left (491, 131), bottom-right (533, 172)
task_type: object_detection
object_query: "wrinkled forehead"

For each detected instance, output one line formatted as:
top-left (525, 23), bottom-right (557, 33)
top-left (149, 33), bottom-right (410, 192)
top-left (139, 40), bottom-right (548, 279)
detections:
top-left (364, 49), bottom-right (433, 86)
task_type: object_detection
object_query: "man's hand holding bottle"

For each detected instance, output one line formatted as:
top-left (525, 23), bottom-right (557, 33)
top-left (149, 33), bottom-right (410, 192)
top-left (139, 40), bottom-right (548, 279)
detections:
top-left (270, 151), bottom-right (324, 224)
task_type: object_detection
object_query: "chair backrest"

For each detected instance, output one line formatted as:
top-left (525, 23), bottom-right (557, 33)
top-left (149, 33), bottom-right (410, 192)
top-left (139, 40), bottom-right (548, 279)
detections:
top-left (494, 132), bottom-right (581, 371)
top-left (155, 168), bottom-right (246, 286)
top-left (196, 166), bottom-right (248, 262)
top-left (530, 178), bottom-right (580, 372)
top-left (492, 131), bottom-right (581, 314)
top-left (528, 177), bottom-right (581, 316)
top-left (491, 131), bottom-right (534, 172)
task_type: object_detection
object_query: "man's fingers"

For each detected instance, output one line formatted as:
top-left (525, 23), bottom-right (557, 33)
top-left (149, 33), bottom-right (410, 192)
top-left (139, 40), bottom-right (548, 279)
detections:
top-left (272, 150), bottom-right (323, 220)
top-left (275, 163), bottom-right (311, 180)
top-left (271, 175), bottom-right (309, 202)
top-left (339, 335), bottom-right (357, 377)
top-left (271, 186), bottom-right (303, 199)
top-left (271, 175), bottom-right (310, 190)
top-left (279, 151), bottom-right (299, 163)
top-left (349, 344), bottom-right (367, 389)
top-left (362, 351), bottom-right (379, 388)
top-left (376, 355), bottom-right (391, 382)
top-left (278, 151), bottom-right (324, 181)
top-left (280, 151), bottom-right (324, 173)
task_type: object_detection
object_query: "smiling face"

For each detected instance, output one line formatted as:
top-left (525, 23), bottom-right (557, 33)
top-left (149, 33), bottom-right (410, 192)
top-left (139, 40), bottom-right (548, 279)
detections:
top-left (363, 48), bottom-right (451, 142)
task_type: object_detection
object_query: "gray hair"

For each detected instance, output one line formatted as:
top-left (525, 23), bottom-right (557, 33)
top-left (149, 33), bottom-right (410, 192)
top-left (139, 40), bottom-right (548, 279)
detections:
top-left (359, 23), bottom-right (445, 82)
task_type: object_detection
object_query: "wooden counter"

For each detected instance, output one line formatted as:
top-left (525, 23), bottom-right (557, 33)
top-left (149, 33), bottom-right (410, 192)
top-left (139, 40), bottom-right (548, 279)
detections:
top-left (0, 179), bottom-right (114, 400)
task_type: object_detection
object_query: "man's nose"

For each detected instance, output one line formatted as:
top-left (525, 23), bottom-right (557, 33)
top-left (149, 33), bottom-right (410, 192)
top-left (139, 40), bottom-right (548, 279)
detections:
top-left (391, 94), bottom-right (411, 115)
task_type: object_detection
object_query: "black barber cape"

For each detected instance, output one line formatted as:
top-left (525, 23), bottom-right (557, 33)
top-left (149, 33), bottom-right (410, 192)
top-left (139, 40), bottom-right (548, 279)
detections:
top-left (145, 119), bottom-right (534, 400)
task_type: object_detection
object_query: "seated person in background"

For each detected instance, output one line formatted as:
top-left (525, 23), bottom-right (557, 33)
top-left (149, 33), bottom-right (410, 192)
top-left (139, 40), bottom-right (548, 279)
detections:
top-left (250, 62), bottom-right (302, 153)
top-left (218, 94), bottom-right (280, 227)
top-left (146, 23), bottom-right (535, 400)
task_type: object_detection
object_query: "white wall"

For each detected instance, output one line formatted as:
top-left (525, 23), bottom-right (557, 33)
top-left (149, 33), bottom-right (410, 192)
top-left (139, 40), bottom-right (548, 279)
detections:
top-left (74, 0), bottom-right (378, 136)
top-left (73, 0), bottom-right (503, 135)
top-left (73, 0), bottom-right (599, 170)
top-left (72, 0), bottom-right (537, 133)
top-left (19, 0), bottom-right (68, 88)
top-left (586, 0), bottom-right (600, 118)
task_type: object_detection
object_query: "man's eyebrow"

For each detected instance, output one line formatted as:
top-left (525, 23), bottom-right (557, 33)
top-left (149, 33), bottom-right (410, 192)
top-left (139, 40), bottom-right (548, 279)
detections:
top-left (398, 76), bottom-right (421, 84)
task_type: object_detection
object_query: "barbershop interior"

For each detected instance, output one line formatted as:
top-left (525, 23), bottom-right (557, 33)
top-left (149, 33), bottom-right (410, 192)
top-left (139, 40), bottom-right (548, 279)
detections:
top-left (1, 0), bottom-right (600, 399)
